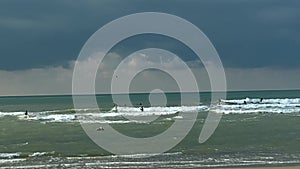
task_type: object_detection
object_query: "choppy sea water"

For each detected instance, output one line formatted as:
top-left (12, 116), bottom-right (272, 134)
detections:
top-left (0, 90), bottom-right (299, 168)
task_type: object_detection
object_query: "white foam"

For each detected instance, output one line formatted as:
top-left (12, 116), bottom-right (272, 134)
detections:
top-left (114, 152), bottom-right (182, 158)
top-left (77, 105), bottom-right (207, 119)
top-left (1, 105), bottom-right (206, 123)
top-left (0, 153), bottom-right (20, 159)
top-left (80, 120), bottom-right (147, 124)
top-left (0, 112), bottom-right (25, 117)
top-left (115, 105), bottom-right (207, 113)
top-left (28, 114), bottom-right (76, 122)
top-left (173, 115), bottom-right (183, 119)
top-left (28, 152), bottom-right (47, 157)
top-left (221, 98), bottom-right (300, 105)
top-left (0, 159), bottom-right (26, 164)
top-left (218, 98), bottom-right (300, 114)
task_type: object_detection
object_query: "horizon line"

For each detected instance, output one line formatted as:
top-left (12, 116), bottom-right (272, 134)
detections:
top-left (0, 88), bottom-right (300, 98)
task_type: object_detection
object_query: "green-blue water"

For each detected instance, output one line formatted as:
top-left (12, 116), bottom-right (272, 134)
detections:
top-left (0, 90), bottom-right (299, 168)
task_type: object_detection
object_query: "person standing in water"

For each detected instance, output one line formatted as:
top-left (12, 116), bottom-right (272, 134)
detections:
top-left (139, 103), bottom-right (144, 112)
top-left (24, 110), bottom-right (29, 118)
top-left (113, 103), bottom-right (118, 112)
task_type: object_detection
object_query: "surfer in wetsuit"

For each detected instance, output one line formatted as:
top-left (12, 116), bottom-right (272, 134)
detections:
top-left (113, 103), bottom-right (118, 112)
top-left (24, 110), bottom-right (29, 119)
top-left (139, 103), bottom-right (144, 112)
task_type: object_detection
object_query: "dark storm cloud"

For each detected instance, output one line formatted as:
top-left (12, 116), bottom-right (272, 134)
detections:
top-left (0, 0), bottom-right (299, 70)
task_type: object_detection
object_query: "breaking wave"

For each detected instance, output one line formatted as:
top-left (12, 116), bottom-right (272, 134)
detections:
top-left (216, 98), bottom-right (300, 114)
top-left (0, 98), bottom-right (299, 123)
top-left (0, 106), bottom-right (207, 123)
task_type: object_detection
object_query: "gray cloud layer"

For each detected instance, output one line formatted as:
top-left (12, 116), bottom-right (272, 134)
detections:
top-left (0, 52), bottom-right (299, 96)
top-left (0, 0), bottom-right (299, 95)
top-left (0, 0), bottom-right (299, 70)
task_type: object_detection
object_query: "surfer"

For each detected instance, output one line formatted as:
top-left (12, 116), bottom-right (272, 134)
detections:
top-left (24, 110), bottom-right (29, 118)
top-left (139, 102), bottom-right (144, 112)
top-left (218, 99), bottom-right (222, 105)
top-left (113, 103), bottom-right (118, 112)
top-left (260, 98), bottom-right (263, 103)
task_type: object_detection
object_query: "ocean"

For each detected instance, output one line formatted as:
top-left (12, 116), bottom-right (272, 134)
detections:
top-left (0, 90), bottom-right (299, 168)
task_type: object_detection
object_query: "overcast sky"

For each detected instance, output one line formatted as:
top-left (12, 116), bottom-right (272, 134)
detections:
top-left (0, 0), bottom-right (300, 96)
